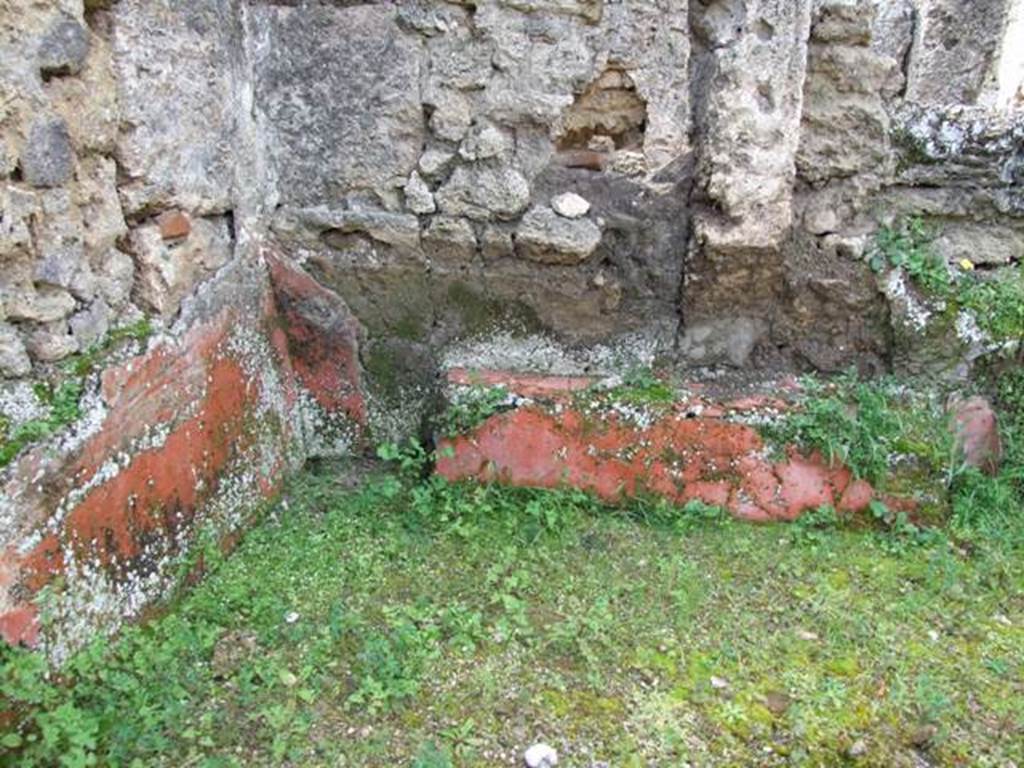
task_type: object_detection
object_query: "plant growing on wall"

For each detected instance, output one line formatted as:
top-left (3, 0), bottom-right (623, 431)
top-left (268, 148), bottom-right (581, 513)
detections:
top-left (869, 218), bottom-right (951, 297)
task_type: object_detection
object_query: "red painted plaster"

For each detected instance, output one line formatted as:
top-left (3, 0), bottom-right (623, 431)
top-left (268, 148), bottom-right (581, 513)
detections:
top-left (437, 373), bottom-right (907, 523)
top-left (267, 255), bottom-right (367, 425)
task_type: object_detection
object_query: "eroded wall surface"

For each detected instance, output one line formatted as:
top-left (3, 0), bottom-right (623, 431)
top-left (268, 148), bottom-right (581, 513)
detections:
top-left (0, 0), bottom-right (1022, 654)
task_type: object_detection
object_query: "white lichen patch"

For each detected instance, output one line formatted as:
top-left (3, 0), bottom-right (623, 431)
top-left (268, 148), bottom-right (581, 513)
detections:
top-left (955, 308), bottom-right (989, 349)
top-left (292, 388), bottom-right (359, 459)
top-left (366, 384), bottom-right (433, 446)
top-left (0, 380), bottom-right (48, 427)
top-left (883, 270), bottom-right (934, 333)
top-left (442, 330), bottom-right (663, 378)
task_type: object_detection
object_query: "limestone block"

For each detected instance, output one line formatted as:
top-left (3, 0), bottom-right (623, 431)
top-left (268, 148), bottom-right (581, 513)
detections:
top-left (933, 223), bottom-right (1024, 267)
top-left (797, 43), bottom-right (895, 182)
top-left (906, 0), bottom-right (1010, 106)
top-left (696, 0), bottom-right (814, 248)
top-left (113, 0), bottom-right (245, 214)
top-left (252, 4), bottom-right (424, 207)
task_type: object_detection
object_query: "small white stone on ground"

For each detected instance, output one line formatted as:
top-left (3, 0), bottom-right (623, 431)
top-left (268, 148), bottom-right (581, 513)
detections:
top-left (284, 611), bottom-right (300, 624)
top-left (551, 192), bottom-right (591, 219)
top-left (710, 675), bottom-right (729, 689)
top-left (524, 742), bottom-right (558, 768)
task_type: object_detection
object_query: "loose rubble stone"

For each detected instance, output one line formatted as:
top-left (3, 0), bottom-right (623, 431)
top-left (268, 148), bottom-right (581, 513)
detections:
top-left (94, 249), bottom-right (135, 308)
top-left (77, 156), bottom-right (128, 259)
top-left (20, 118), bottom-right (75, 188)
top-left (436, 166), bottom-right (531, 221)
top-left (404, 172), bottom-right (436, 215)
top-left (515, 206), bottom-right (602, 264)
top-left (418, 149), bottom-right (456, 179)
top-left (428, 88), bottom-right (472, 142)
top-left (38, 15), bottom-right (91, 78)
top-left (458, 123), bottom-right (512, 161)
top-left (130, 216), bottom-right (233, 317)
top-left (69, 300), bottom-right (111, 349)
top-left (3, 286), bottom-right (77, 324)
top-left (423, 216), bottom-right (478, 262)
top-left (25, 321), bottom-right (78, 362)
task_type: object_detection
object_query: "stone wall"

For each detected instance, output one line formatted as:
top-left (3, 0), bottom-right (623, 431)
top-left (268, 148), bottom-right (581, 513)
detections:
top-left (0, 0), bottom-right (1022, 655)
top-left (0, 0), bottom-right (363, 655)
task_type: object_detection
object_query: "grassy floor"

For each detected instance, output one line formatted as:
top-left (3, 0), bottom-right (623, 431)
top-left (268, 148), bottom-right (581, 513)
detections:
top-left (3, 463), bottom-right (1022, 768)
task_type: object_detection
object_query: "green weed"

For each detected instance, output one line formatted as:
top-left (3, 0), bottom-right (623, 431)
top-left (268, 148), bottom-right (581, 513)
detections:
top-left (438, 385), bottom-right (511, 438)
top-left (762, 373), bottom-right (952, 487)
top-left (608, 368), bottom-right (677, 405)
top-left (2, 464), bottom-right (1023, 766)
top-left (961, 270), bottom-right (1024, 345)
top-left (869, 218), bottom-right (950, 297)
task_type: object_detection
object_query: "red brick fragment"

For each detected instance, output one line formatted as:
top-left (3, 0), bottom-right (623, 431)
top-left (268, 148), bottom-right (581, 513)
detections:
top-left (950, 396), bottom-right (1002, 476)
top-left (157, 210), bottom-right (191, 240)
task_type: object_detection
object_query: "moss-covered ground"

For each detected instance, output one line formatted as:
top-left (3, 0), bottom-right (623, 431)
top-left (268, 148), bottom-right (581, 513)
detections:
top-left (3, 455), bottom-right (1023, 767)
